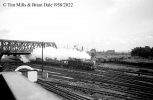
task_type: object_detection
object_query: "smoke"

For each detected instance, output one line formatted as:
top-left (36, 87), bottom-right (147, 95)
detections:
top-left (20, 47), bottom-right (91, 63)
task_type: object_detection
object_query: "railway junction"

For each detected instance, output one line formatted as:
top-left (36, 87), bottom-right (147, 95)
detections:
top-left (0, 39), bottom-right (153, 100)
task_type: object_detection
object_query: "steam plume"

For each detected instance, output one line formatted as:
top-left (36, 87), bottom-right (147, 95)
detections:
top-left (20, 47), bottom-right (91, 63)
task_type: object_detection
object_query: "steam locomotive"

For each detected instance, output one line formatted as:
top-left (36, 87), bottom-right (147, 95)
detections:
top-left (31, 58), bottom-right (96, 70)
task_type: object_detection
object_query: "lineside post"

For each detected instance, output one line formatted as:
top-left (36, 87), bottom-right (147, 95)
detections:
top-left (42, 42), bottom-right (44, 72)
top-left (41, 42), bottom-right (48, 79)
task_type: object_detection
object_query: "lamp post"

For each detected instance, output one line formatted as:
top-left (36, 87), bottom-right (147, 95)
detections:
top-left (42, 42), bottom-right (43, 72)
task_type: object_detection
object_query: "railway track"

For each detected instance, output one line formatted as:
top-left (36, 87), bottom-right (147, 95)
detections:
top-left (37, 79), bottom-right (93, 100)
top-left (31, 63), bottom-right (153, 84)
top-left (38, 79), bottom-right (153, 100)
top-left (37, 79), bottom-right (126, 100)
top-left (77, 78), bottom-right (153, 100)
top-left (46, 71), bottom-right (153, 99)
top-left (1, 62), bottom-right (153, 100)
top-left (95, 69), bottom-right (153, 84)
top-left (33, 64), bottom-right (153, 89)
top-left (31, 64), bottom-right (153, 97)
top-left (96, 64), bottom-right (153, 77)
top-left (3, 62), bottom-right (151, 84)
top-left (68, 70), bottom-right (153, 95)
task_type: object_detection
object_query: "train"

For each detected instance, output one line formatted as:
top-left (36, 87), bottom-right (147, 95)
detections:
top-left (0, 55), bottom-right (96, 71)
top-left (31, 58), bottom-right (96, 70)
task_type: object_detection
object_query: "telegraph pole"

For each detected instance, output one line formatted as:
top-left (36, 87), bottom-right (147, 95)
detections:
top-left (42, 42), bottom-right (44, 72)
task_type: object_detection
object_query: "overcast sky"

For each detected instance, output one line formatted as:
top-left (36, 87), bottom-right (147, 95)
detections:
top-left (0, 0), bottom-right (153, 52)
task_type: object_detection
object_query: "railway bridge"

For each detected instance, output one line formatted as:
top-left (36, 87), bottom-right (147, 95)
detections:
top-left (0, 39), bottom-right (57, 59)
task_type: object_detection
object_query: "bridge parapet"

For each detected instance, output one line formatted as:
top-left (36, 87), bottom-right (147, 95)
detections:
top-left (0, 39), bottom-right (57, 55)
